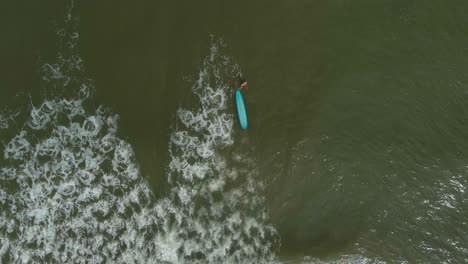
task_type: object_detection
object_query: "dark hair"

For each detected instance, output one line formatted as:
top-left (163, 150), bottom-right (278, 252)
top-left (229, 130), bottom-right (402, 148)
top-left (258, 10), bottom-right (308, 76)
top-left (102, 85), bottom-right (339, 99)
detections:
top-left (239, 79), bottom-right (246, 85)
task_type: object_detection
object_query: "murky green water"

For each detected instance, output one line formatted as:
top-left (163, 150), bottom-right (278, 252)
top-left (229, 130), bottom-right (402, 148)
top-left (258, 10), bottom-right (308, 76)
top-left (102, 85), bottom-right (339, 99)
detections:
top-left (2, 0), bottom-right (468, 263)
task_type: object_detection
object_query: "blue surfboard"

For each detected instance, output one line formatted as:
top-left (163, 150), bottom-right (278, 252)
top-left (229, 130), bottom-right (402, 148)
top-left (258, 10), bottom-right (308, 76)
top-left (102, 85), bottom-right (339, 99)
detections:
top-left (235, 90), bottom-right (248, 130)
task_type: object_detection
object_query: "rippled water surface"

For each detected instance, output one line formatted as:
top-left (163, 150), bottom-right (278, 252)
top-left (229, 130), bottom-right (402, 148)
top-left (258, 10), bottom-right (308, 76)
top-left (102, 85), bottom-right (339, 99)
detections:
top-left (2, 0), bottom-right (468, 263)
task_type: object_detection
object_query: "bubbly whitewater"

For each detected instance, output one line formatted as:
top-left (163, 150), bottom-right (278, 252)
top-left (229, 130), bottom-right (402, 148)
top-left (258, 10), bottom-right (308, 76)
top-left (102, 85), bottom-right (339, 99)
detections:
top-left (0, 1), bottom-right (278, 263)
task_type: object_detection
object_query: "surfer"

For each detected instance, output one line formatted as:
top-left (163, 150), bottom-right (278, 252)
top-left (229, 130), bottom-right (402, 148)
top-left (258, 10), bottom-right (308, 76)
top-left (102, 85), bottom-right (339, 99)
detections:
top-left (239, 79), bottom-right (248, 90)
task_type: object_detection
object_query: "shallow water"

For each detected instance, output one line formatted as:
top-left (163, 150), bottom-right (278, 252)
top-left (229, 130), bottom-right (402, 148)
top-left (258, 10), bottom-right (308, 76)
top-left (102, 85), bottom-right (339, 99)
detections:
top-left (2, 0), bottom-right (468, 263)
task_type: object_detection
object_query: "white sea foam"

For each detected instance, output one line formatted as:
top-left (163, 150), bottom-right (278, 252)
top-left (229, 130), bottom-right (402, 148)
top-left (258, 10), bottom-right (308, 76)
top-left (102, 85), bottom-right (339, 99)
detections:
top-left (151, 39), bottom-right (279, 263)
top-left (0, 1), bottom-right (278, 262)
top-left (0, 114), bottom-right (9, 129)
top-left (0, 95), bottom-right (161, 263)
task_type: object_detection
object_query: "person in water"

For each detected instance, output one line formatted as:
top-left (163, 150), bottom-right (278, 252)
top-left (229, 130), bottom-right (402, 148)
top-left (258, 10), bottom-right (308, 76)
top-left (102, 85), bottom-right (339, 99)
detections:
top-left (239, 79), bottom-right (248, 90)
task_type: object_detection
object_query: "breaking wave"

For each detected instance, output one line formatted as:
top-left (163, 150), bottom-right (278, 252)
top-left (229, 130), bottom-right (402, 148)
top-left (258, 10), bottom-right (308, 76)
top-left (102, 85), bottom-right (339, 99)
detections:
top-left (154, 42), bottom-right (279, 263)
top-left (0, 1), bottom-right (278, 263)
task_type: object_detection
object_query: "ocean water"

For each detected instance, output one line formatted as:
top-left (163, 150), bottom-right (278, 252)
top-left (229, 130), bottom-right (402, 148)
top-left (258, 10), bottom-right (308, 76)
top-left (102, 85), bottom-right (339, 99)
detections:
top-left (3, 0), bottom-right (468, 263)
top-left (0, 2), bottom-right (277, 263)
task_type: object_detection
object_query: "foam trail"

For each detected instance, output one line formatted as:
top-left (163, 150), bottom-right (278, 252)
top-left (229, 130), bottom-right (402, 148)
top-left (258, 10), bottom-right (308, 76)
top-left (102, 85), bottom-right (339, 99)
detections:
top-left (152, 40), bottom-right (279, 263)
top-left (0, 1), bottom-right (156, 262)
top-left (0, 1), bottom-right (279, 263)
